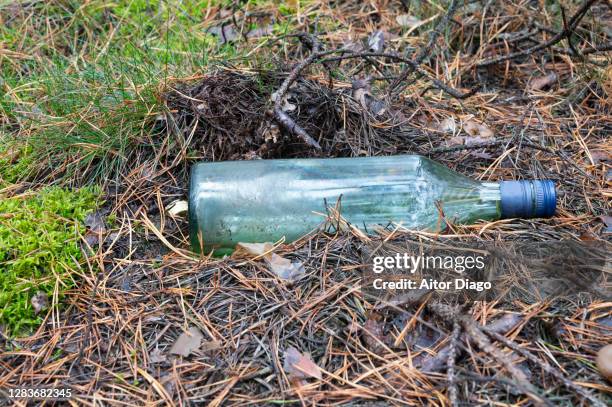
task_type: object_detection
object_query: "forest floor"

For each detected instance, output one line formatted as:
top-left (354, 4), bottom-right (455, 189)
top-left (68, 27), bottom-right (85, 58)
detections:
top-left (1, 0), bottom-right (611, 405)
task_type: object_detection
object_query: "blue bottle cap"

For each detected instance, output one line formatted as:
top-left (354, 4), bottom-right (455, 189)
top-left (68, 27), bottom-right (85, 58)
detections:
top-left (500, 180), bottom-right (556, 219)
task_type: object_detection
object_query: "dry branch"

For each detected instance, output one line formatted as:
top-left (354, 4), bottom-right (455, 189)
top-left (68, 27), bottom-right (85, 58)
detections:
top-left (476, 0), bottom-right (600, 67)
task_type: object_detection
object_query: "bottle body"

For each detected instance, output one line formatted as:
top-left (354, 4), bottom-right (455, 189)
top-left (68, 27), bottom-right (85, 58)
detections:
top-left (189, 155), bottom-right (504, 253)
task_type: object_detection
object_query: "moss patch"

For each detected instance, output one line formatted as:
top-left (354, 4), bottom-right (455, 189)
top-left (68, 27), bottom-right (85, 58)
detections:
top-left (0, 187), bottom-right (98, 335)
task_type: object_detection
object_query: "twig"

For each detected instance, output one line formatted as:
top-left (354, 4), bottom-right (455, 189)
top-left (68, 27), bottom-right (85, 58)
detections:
top-left (484, 329), bottom-right (607, 407)
top-left (320, 52), bottom-right (476, 99)
top-left (271, 37), bottom-right (475, 147)
top-left (552, 42), bottom-right (612, 56)
top-left (447, 320), bottom-right (461, 407)
top-left (428, 302), bottom-right (552, 407)
top-left (560, 6), bottom-right (581, 58)
top-left (389, 0), bottom-right (460, 95)
top-left (270, 35), bottom-right (334, 149)
top-left (272, 107), bottom-right (322, 149)
top-left (476, 0), bottom-right (598, 67)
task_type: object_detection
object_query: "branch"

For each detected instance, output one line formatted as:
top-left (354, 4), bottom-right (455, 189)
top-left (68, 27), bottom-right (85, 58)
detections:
top-left (270, 37), bottom-right (337, 149)
top-left (476, 0), bottom-right (598, 67)
top-left (320, 51), bottom-right (476, 99)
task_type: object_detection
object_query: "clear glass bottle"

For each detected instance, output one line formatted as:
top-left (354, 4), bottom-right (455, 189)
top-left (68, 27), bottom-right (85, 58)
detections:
top-left (189, 155), bottom-right (556, 253)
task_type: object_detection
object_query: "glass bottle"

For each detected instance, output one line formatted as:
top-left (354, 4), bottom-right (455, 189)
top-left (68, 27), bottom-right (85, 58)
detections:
top-left (189, 155), bottom-right (556, 253)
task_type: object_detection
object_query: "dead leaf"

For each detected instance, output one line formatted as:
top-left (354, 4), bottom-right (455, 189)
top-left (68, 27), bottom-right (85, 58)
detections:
top-left (234, 242), bottom-right (305, 281)
top-left (234, 242), bottom-right (274, 258)
top-left (83, 231), bottom-right (100, 247)
top-left (363, 318), bottom-right (387, 350)
top-left (396, 14), bottom-right (422, 28)
top-left (85, 211), bottom-right (106, 234)
top-left (367, 30), bottom-right (385, 53)
top-left (463, 120), bottom-right (494, 139)
top-left (447, 136), bottom-right (464, 146)
top-left (283, 346), bottom-right (322, 380)
top-left (268, 253), bottom-right (305, 280)
top-left (31, 291), bottom-right (48, 314)
top-left (438, 117), bottom-right (457, 134)
top-left (167, 200), bottom-right (188, 217)
top-left (528, 72), bottom-right (558, 91)
top-left (170, 326), bottom-right (203, 357)
top-left (150, 348), bottom-right (167, 363)
top-left (351, 78), bottom-right (387, 116)
top-left (159, 374), bottom-right (176, 399)
top-left (208, 25), bottom-right (239, 44)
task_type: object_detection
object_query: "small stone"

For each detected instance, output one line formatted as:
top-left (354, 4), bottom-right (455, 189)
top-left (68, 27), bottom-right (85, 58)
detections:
top-left (596, 344), bottom-right (612, 381)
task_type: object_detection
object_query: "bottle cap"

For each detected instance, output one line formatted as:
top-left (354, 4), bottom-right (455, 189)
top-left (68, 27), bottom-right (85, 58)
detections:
top-left (500, 180), bottom-right (556, 219)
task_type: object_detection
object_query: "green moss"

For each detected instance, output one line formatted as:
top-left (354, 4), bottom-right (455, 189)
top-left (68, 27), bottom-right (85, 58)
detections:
top-left (0, 144), bottom-right (34, 185)
top-left (0, 187), bottom-right (98, 335)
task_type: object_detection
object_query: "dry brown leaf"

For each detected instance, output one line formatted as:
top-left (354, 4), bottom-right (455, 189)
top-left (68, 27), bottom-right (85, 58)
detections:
top-left (170, 326), bottom-right (203, 357)
top-left (208, 25), bottom-right (239, 44)
top-left (396, 14), bottom-right (422, 27)
top-left (150, 348), bottom-right (167, 363)
top-left (579, 230), bottom-right (598, 241)
top-left (31, 291), bottom-right (48, 314)
top-left (85, 211), bottom-right (106, 234)
top-left (283, 346), bottom-right (322, 380)
top-left (268, 253), bottom-right (305, 280)
top-left (367, 30), bottom-right (385, 53)
top-left (167, 200), bottom-right (188, 217)
top-left (438, 117), bottom-right (457, 134)
top-left (234, 242), bottom-right (305, 281)
top-left (363, 318), bottom-right (386, 350)
top-left (234, 242), bottom-right (274, 258)
top-left (596, 344), bottom-right (612, 380)
top-left (528, 72), bottom-right (558, 91)
top-left (463, 120), bottom-right (494, 139)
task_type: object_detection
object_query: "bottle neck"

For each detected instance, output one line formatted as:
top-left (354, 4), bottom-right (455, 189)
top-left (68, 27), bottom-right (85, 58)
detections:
top-left (478, 182), bottom-right (502, 203)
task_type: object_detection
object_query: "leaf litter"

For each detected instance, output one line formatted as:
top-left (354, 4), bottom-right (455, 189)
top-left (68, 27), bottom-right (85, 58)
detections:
top-left (234, 242), bottom-right (305, 281)
top-left (169, 326), bottom-right (204, 357)
top-left (283, 346), bottom-right (323, 380)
